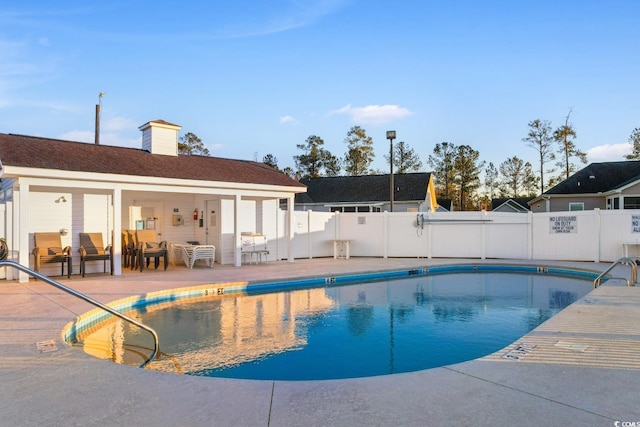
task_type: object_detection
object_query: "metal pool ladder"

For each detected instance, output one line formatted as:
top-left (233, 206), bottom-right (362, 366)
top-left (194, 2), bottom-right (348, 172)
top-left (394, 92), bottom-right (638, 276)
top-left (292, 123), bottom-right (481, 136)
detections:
top-left (593, 257), bottom-right (638, 288)
top-left (0, 251), bottom-right (159, 368)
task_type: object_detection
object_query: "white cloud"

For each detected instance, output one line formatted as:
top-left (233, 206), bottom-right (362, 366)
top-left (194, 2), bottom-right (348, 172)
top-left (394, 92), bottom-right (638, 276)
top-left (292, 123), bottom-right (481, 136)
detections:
top-left (59, 130), bottom-right (93, 143)
top-left (280, 115), bottom-right (296, 124)
top-left (329, 104), bottom-right (413, 124)
top-left (587, 143), bottom-right (630, 163)
top-left (215, 0), bottom-right (351, 39)
top-left (103, 116), bottom-right (137, 132)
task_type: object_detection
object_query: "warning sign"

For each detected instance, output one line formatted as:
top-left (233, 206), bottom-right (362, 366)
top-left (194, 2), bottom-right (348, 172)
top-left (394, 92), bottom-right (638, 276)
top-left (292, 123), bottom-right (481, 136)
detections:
top-left (632, 215), bottom-right (640, 233)
top-left (549, 215), bottom-right (577, 234)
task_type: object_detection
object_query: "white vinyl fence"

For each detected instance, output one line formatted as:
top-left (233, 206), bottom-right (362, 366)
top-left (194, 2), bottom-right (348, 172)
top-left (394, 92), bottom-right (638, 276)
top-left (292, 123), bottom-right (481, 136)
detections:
top-left (284, 209), bottom-right (640, 263)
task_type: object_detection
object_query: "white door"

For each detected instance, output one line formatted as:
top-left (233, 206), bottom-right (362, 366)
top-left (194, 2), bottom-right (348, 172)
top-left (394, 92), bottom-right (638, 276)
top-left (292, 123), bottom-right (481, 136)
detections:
top-left (205, 199), bottom-right (220, 259)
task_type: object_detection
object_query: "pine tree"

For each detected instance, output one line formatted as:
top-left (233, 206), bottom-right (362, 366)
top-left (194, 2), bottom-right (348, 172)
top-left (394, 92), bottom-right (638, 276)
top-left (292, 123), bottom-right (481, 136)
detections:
top-left (624, 128), bottom-right (640, 160)
top-left (178, 132), bottom-right (210, 156)
top-left (343, 126), bottom-right (375, 176)
top-left (523, 119), bottom-right (554, 194)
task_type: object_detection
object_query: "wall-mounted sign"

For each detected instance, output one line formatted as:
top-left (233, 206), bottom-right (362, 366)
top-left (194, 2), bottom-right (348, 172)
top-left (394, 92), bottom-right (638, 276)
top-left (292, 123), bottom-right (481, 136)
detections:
top-left (632, 215), bottom-right (640, 233)
top-left (549, 215), bottom-right (577, 234)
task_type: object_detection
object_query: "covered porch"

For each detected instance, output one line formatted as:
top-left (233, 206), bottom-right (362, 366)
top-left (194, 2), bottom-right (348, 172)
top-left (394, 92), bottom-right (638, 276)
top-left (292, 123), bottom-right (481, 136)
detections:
top-left (5, 177), bottom-right (300, 283)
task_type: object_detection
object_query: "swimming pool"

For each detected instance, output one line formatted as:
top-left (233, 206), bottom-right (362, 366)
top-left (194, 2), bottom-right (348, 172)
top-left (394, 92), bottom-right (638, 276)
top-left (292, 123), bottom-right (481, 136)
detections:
top-left (65, 265), bottom-right (598, 380)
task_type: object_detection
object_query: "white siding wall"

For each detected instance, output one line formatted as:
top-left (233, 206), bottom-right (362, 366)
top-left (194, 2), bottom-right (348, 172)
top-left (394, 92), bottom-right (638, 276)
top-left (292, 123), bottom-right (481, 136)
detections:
top-left (259, 200), bottom-right (279, 261)
top-left (141, 126), bottom-right (178, 156)
top-left (220, 198), bottom-right (236, 265)
top-left (28, 190), bottom-right (113, 275)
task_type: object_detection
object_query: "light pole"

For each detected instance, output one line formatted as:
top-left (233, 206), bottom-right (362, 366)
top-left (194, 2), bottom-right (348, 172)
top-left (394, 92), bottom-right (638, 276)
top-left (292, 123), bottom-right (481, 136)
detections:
top-left (386, 130), bottom-right (396, 212)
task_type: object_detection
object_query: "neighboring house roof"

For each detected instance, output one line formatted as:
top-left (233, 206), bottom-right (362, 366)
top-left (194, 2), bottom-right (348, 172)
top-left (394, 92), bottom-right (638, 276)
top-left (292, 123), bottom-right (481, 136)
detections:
top-left (491, 197), bottom-right (533, 212)
top-left (0, 133), bottom-right (305, 189)
top-left (296, 173), bottom-right (433, 204)
top-left (545, 161), bottom-right (640, 195)
top-left (436, 199), bottom-right (452, 212)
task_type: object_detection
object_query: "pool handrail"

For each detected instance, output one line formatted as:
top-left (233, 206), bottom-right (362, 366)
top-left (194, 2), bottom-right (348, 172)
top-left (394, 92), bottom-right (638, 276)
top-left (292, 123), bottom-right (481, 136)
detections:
top-left (593, 257), bottom-right (638, 288)
top-left (0, 259), bottom-right (159, 368)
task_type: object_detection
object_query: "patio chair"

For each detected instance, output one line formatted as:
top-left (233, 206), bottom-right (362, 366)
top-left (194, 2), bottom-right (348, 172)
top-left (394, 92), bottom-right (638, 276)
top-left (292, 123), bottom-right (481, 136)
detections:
top-left (122, 230), bottom-right (139, 270)
top-left (135, 230), bottom-right (168, 272)
top-left (78, 232), bottom-right (113, 277)
top-left (32, 232), bottom-right (72, 278)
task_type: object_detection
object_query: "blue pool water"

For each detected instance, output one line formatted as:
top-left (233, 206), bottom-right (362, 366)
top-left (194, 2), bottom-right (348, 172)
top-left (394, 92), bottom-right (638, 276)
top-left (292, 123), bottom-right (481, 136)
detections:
top-left (76, 268), bottom-right (595, 380)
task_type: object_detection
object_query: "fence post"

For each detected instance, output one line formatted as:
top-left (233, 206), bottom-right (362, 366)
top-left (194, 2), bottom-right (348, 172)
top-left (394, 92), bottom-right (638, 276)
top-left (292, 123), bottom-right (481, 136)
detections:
top-left (383, 211), bottom-right (388, 259)
top-left (480, 210), bottom-right (486, 260)
top-left (527, 211), bottom-right (533, 260)
top-left (594, 208), bottom-right (601, 263)
top-left (308, 209), bottom-right (312, 259)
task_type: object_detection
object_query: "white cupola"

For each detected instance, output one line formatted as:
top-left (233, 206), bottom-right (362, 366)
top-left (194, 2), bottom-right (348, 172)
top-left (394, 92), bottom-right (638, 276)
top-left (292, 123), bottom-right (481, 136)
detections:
top-left (138, 119), bottom-right (181, 156)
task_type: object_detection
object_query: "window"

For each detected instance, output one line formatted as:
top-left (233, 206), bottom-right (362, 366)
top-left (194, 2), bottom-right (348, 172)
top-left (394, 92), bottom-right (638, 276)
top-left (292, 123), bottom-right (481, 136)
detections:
top-left (624, 197), bottom-right (640, 209)
top-left (569, 202), bottom-right (584, 211)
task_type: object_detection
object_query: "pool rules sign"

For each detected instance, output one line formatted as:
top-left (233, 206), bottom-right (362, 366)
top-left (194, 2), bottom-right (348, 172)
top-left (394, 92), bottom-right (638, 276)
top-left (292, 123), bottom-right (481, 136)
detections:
top-left (549, 215), bottom-right (577, 234)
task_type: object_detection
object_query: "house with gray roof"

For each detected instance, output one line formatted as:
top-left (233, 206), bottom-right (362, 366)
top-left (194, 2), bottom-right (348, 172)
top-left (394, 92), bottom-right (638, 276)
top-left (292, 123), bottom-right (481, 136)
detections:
top-left (491, 197), bottom-right (533, 213)
top-left (0, 120), bottom-right (306, 281)
top-left (295, 173), bottom-right (438, 212)
top-left (528, 160), bottom-right (640, 212)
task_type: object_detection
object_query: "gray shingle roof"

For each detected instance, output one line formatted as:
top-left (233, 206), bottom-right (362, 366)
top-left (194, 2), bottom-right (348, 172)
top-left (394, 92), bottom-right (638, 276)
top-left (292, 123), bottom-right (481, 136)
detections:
top-left (296, 173), bottom-right (432, 204)
top-left (544, 161), bottom-right (640, 194)
top-left (0, 133), bottom-right (305, 188)
top-left (491, 197), bottom-right (533, 211)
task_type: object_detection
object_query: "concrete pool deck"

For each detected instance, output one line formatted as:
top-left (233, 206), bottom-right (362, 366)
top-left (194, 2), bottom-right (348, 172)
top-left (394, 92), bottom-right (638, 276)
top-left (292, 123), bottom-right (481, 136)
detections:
top-left (1, 257), bottom-right (639, 426)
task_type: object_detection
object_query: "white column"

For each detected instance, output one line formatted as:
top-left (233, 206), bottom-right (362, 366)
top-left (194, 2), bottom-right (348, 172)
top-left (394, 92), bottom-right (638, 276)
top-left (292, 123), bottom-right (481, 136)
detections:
top-left (17, 180), bottom-right (29, 283)
top-left (287, 196), bottom-right (294, 263)
top-left (234, 194), bottom-right (241, 267)
top-left (113, 186), bottom-right (122, 275)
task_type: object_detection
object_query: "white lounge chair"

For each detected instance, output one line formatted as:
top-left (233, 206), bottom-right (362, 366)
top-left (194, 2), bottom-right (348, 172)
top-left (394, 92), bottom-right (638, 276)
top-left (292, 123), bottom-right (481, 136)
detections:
top-left (175, 244), bottom-right (215, 269)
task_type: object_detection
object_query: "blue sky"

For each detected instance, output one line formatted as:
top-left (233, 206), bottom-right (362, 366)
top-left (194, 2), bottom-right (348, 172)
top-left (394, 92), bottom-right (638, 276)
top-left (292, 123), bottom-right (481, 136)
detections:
top-left (1, 1), bottom-right (639, 176)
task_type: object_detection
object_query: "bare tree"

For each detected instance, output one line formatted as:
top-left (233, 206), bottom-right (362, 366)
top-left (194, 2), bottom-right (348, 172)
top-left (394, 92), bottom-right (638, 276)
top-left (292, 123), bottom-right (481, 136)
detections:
top-left (553, 109), bottom-right (587, 181)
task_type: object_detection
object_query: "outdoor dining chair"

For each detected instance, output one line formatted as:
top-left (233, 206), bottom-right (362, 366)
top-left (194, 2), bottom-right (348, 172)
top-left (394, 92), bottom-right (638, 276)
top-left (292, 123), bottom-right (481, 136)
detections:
top-left (32, 232), bottom-right (72, 278)
top-left (135, 230), bottom-right (168, 272)
top-left (78, 232), bottom-right (113, 277)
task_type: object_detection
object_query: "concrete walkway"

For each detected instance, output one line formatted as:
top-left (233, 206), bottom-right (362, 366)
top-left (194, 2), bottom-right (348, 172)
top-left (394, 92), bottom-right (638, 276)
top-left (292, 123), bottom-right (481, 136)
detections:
top-left (1, 258), bottom-right (639, 426)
